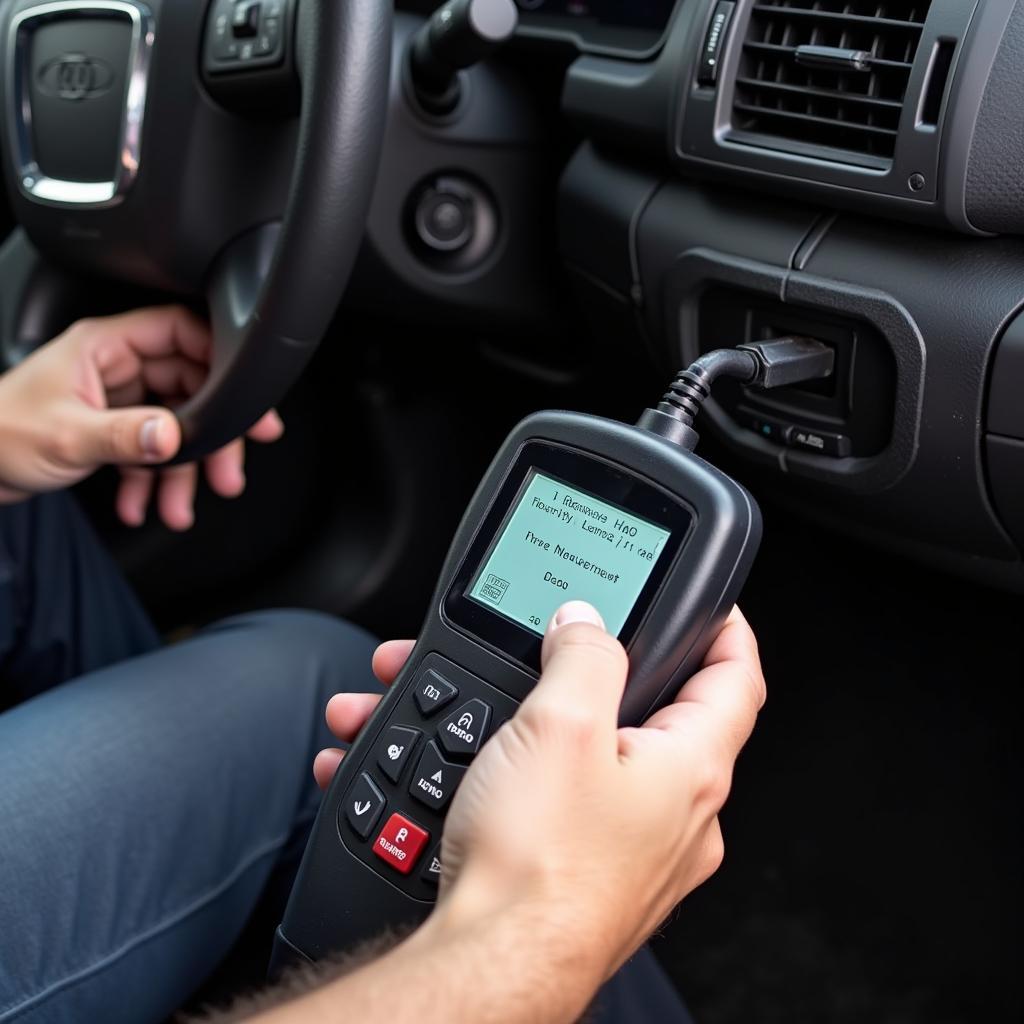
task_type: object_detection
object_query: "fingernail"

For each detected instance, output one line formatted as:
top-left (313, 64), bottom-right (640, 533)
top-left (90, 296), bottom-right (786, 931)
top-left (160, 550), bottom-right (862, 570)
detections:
top-left (140, 417), bottom-right (162, 459)
top-left (552, 601), bottom-right (605, 631)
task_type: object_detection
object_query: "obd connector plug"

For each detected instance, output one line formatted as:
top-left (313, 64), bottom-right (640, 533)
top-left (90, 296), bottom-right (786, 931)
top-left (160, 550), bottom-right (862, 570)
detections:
top-left (638, 337), bottom-right (835, 451)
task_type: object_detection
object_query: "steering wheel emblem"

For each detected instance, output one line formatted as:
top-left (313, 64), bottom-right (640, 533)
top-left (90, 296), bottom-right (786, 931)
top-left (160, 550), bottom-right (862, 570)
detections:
top-left (6, 0), bottom-right (155, 206)
top-left (37, 53), bottom-right (114, 101)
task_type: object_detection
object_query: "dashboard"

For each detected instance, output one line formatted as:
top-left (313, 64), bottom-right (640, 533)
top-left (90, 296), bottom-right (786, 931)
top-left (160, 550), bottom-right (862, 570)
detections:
top-left (402, 0), bottom-right (683, 54)
top-left (549, 0), bottom-right (1024, 591)
top-left (9, 0), bottom-right (1022, 590)
top-left (510, 0), bottom-right (679, 54)
top-left (391, 0), bottom-right (1024, 590)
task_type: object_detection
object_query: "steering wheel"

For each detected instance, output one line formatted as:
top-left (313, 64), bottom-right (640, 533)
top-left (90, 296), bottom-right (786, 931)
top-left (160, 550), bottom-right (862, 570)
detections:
top-left (0, 0), bottom-right (392, 461)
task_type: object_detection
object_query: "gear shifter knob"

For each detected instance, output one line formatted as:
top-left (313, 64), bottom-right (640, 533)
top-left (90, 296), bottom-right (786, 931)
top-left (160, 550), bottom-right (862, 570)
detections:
top-left (409, 0), bottom-right (519, 114)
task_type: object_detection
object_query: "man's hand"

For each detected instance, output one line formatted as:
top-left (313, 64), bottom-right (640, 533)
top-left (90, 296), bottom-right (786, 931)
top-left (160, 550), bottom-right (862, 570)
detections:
top-left (0, 306), bottom-right (283, 530)
top-left (304, 602), bottom-right (766, 1024)
top-left (433, 601), bottom-right (764, 978)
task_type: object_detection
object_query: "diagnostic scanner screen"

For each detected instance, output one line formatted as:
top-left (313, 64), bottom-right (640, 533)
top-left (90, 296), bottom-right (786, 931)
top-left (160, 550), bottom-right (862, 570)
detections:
top-left (468, 470), bottom-right (672, 637)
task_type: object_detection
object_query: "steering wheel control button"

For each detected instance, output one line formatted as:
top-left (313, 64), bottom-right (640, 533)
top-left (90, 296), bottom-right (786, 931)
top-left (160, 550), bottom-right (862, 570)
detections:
top-left (205, 0), bottom-right (286, 72)
top-left (344, 773), bottom-right (386, 840)
top-left (373, 814), bottom-right (430, 875)
top-left (421, 843), bottom-right (444, 887)
top-left (414, 669), bottom-right (459, 717)
top-left (257, 19), bottom-right (280, 55)
top-left (232, 2), bottom-right (261, 37)
top-left (376, 726), bottom-right (421, 784)
top-left (410, 741), bottom-right (468, 811)
top-left (438, 699), bottom-right (492, 757)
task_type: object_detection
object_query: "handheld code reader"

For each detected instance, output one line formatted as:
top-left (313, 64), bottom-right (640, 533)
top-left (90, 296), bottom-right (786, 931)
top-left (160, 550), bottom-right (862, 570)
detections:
top-left (273, 338), bottom-right (833, 970)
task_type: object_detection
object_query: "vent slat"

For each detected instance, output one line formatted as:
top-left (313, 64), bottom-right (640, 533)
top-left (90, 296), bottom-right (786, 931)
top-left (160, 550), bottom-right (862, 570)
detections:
top-left (733, 103), bottom-right (900, 138)
top-left (732, 0), bottom-right (933, 161)
top-left (750, 4), bottom-right (925, 32)
top-left (746, 0), bottom-right (928, 18)
top-left (734, 77), bottom-right (904, 111)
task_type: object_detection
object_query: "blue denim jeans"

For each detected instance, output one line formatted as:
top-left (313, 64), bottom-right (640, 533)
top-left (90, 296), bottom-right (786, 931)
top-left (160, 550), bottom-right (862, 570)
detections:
top-left (0, 493), bottom-right (690, 1024)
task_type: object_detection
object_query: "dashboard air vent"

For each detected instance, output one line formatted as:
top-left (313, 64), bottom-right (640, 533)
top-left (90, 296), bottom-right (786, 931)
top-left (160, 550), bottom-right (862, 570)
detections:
top-left (732, 0), bottom-right (933, 162)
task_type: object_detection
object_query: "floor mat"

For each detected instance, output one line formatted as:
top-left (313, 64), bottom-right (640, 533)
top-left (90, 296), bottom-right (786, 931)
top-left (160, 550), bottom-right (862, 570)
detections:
top-left (653, 507), bottom-right (1024, 1023)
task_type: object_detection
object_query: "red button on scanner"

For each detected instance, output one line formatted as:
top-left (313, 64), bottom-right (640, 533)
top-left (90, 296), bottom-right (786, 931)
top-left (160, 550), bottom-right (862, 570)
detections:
top-left (372, 813), bottom-right (429, 875)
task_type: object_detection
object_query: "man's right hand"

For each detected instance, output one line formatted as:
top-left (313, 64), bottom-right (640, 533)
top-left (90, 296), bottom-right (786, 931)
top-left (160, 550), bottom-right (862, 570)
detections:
top-left (315, 601), bottom-right (765, 1012)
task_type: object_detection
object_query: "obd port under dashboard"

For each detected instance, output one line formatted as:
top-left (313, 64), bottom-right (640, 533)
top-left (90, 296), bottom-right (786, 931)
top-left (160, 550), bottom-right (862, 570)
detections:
top-left (698, 288), bottom-right (897, 460)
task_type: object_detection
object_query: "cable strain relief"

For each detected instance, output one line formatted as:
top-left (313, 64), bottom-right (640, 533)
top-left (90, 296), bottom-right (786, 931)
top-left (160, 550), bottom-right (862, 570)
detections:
top-left (658, 367), bottom-right (713, 423)
top-left (636, 407), bottom-right (701, 451)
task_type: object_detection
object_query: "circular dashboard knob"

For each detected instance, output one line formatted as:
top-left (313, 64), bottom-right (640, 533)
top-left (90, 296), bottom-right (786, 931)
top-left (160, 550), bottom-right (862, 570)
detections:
top-left (414, 185), bottom-right (474, 252)
top-left (407, 174), bottom-right (498, 273)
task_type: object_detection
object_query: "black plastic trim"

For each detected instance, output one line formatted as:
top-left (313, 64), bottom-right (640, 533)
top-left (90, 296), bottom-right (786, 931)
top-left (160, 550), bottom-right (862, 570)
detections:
top-left (666, 248), bottom-right (925, 493)
top-left (987, 308), bottom-right (1024, 440)
top-left (561, 0), bottom-right (1020, 234)
top-left (514, 0), bottom-right (682, 60)
top-left (674, 0), bottom-right (978, 215)
top-left (963, 0), bottom-right (1024, 233)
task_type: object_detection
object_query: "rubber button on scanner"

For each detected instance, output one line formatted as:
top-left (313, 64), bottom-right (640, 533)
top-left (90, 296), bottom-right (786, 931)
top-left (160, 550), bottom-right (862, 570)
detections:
top-left (421, 842), bottom-right (443, 887)
top-left (413, 669), bottom-right (458, 717)
top-left (373, 813), bottom-right (429, 875)
top-left (343, 773), bottom-right (386, 839)
top-left (438, 698), bottom-right (491, 757)
top-left (377, 725), bottom-right (420, 783)
top-left (410, 740), bottom-right (467, 811)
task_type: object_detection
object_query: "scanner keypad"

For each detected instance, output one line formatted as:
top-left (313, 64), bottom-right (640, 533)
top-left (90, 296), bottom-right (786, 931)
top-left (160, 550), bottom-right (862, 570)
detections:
top-left (338, 653), bottom-right (519, 901)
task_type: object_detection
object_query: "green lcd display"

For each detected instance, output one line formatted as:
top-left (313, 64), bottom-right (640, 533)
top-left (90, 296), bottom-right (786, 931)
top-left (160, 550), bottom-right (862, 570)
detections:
top-left (467, 470), bottom-right (673, 637)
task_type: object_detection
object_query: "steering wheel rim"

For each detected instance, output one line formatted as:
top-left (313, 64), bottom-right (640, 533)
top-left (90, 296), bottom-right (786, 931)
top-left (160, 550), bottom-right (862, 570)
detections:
top-left (175, 0), bottom-right (391, 461)
top-left (1, 0), bottom-right (392, 463)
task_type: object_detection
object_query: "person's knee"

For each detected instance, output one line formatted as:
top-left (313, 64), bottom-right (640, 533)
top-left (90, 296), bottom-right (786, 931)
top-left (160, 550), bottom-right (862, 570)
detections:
top-left (203, 609), bottom-right (381, 696)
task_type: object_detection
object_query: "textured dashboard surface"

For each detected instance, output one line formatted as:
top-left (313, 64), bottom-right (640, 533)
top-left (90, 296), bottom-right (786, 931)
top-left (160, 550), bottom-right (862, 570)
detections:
top-left (966, 0), bottom-right (1024, 233)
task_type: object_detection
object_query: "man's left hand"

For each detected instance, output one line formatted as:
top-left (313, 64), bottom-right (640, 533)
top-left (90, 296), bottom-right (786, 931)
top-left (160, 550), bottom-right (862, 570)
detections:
top-left (0, 305), bottom-right (283, 530)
